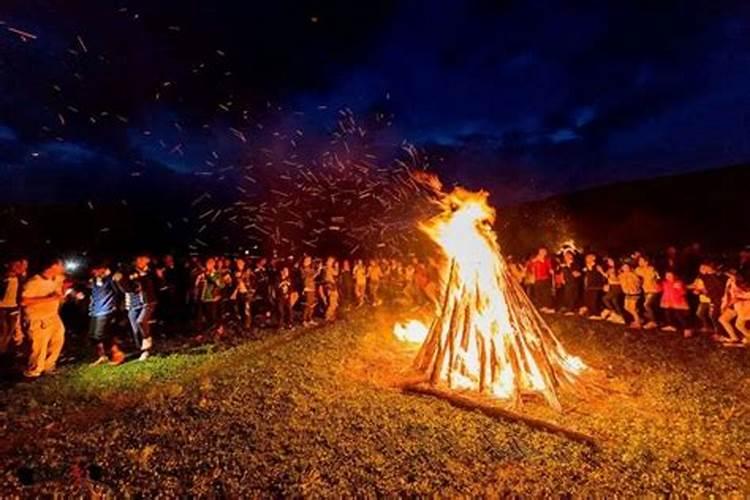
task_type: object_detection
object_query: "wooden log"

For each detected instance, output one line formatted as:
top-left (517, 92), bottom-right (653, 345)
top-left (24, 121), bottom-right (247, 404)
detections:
top-left (402, 383), bottom-right (600, 449)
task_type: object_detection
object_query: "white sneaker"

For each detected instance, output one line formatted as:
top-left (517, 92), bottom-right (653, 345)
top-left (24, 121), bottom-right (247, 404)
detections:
top-left (601, 309), bottom-right (611, 319)
top-left (138, 350), bottom-right (150, 362)
top-left (141, 337), bottom-right (153, 351)
top-left (643, 322), bottom-right (658, 330)
top-left (661, 326), bottom-right (677, 332)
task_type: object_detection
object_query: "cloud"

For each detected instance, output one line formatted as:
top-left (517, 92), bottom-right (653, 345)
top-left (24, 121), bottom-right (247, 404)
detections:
top-left (40, 141), bottom-right (97, 164)
top-left (0, 124), bottom-right (17, 142)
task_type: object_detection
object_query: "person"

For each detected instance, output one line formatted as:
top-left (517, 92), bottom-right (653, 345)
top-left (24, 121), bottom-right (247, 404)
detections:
top-left (580, 254), bottom-right (607, 319)
top-left (300, 256), bottom-right (318, 326)
top-left (339, 259), bottom-right (353, 307)
top-left (88, 262), bottom-right (124, 365)
top-left (122, 254), bottom-right (158, 361)
top-left (231, 257), bottom-right (255, 330)
top-left (322, 257), bottom-right (339, 322)
top-left (602, 257), bottom-right (626, 324)
top-left (688, 262), bottom-right (725, 334)
top-left (195, 257), bottom-right (225, 336)
top-left (556, 251), bottom-right (581, 316)
top-left (155, 254), bottom-right (180, 332)
top-left (0, 259), bottom-right (25, 356)
top-left (659, 271), bottom-right (692, 336)
top-left (367, 259), bottom-right (383, 306)
top-left (275, 266), bottom-right (296, 329)
top-left (527, 247), bottom-right (554, 313)
top-left (636, 256), bottom-right (661, 330)
top-left (619, 262), bottom-right (642, 329)
top-left (353, 259), bottom-right (367, 307)
top-left (718, 271), bottom-right (750, 345)
top-left (21, 257), bottom-right (66, 379)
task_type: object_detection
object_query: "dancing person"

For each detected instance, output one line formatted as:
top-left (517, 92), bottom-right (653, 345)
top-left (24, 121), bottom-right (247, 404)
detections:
top-left (581, 253), bottom-right (607, 319)
top-left (0, 259), bottom-right (25, 356)
top-left (155, 254), bottom-right (180, 333)
top-left (195, 257), bottom-right (225, 336)
top-left (322, 257), bottom-right (339, 322)
top-left (353, 259), bottom-right (367, 307)
top-left (557, 251), bottom-right (581, 316)
top-left (718, 271), bottom-right (750, 346)
top-left (636, 256), bottom-right (661, 330)
top-left (301, 256), bottom-right (318, 326)
top-left (602, 257), bottom-right (626, 324)
top-left (659, 271), bottom-right (692, 337)
top-left (528, 247), bottom-right (554, 313)
top-left (88, 262), bottom-right (124, 365)
top-left (231, 257), bottom-right (255, 331)
top-left (367, 259), bottom-right (383, 306)
top-left (688, 262), bottom-right (725, 335)
top-left (122, 254), bottom-right (158, 360)
top-left (21, 257), bottom-right (66, 379)
top-left (619, 262), bottom-right (642, 329)
top-left (275, 266), bottom-right (296, 329)
top-left (339, 259), bottom-right (353, 307)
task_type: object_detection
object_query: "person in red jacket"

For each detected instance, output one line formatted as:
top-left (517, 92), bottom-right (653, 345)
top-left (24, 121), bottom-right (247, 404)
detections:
top-left (660, 271), bottom-right (692, 337)
top-left (527, 247), bottom-right (555, 313)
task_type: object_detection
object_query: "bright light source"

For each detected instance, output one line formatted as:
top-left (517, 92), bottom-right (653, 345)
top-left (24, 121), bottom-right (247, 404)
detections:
top-left (64, 259), bottom-right (81, 272)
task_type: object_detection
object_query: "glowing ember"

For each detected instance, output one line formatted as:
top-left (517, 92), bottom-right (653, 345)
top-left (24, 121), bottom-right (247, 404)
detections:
top-left (393, 320), bottom-right (429, 343)
top-left (394, 184), bottom-right (586, 410)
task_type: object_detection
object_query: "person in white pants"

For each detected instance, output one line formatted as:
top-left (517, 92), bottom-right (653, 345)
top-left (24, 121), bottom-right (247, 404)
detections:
top-left (22, 258), bottom-right (66, 378)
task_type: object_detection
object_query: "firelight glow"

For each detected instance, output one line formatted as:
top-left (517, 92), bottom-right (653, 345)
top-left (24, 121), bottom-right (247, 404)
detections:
top-left (394, 184), bottom-right (586, 410)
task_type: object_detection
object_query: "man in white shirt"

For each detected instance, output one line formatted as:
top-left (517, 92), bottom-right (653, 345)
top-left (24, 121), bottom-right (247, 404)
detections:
top-left (22, 257), bottom-right (66, 378)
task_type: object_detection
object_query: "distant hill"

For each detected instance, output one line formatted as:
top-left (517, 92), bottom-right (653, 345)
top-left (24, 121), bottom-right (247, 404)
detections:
top-left (0, 161), bottom-right (748, 261)
top-left (497, 164), bottom-right (750, 256)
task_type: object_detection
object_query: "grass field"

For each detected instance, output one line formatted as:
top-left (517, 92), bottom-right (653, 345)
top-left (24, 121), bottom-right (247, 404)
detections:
top-left (0, 309), bottom-right (748, 496)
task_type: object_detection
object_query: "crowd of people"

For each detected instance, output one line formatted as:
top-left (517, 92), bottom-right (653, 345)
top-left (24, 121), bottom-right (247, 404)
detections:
top-left (511, 244), bottom-right (750, 344)
top-left (1, 242), bottom-right (748, 382)
top-left (0, 253), bottom-right (440, 380)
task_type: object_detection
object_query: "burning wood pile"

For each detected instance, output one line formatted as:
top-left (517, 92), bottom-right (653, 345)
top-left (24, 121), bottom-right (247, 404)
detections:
top-left (395, 185), bottom-right (587, 411)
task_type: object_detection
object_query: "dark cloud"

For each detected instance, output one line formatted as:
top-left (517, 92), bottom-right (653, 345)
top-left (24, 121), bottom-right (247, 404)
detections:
top-left (1, 0), bottom-right (749, 203)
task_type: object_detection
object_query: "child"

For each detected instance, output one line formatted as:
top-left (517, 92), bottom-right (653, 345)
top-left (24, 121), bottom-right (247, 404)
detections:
top-left (636, 256), bottom-right (661, 329)
top-left (619, 263), bottom-right (642, 329)
top-left (659, 271), bottom-right (692, 337)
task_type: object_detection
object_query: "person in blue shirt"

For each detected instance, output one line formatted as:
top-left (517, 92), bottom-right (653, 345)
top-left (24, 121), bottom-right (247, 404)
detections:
top-left (89, 261), bottom-right (124, 365)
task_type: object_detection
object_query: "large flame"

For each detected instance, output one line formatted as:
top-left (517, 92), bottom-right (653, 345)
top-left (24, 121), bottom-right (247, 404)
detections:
top-left (394, 186), bottom-right (586, 410)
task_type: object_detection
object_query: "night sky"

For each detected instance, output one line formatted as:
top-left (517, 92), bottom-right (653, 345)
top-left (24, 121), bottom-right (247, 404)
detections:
top-left (2, 0), bottom-right (750, 204)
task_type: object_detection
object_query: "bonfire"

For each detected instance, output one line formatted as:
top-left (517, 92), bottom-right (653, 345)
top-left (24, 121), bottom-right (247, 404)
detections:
top-left (395, 186), bottom-right (586, 411)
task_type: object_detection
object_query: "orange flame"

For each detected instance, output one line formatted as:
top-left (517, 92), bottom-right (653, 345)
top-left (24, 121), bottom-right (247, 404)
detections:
top-left (394, 187), bottom-right (586, 409)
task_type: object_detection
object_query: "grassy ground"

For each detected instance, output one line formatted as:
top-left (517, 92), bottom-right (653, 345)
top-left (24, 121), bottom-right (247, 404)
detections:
top-left (0, 310), bottom-right (748, 496)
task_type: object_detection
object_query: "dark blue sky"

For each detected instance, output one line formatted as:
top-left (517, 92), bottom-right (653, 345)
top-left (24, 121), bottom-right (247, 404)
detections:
top-left (2, 0), bottom-right (750, 203)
